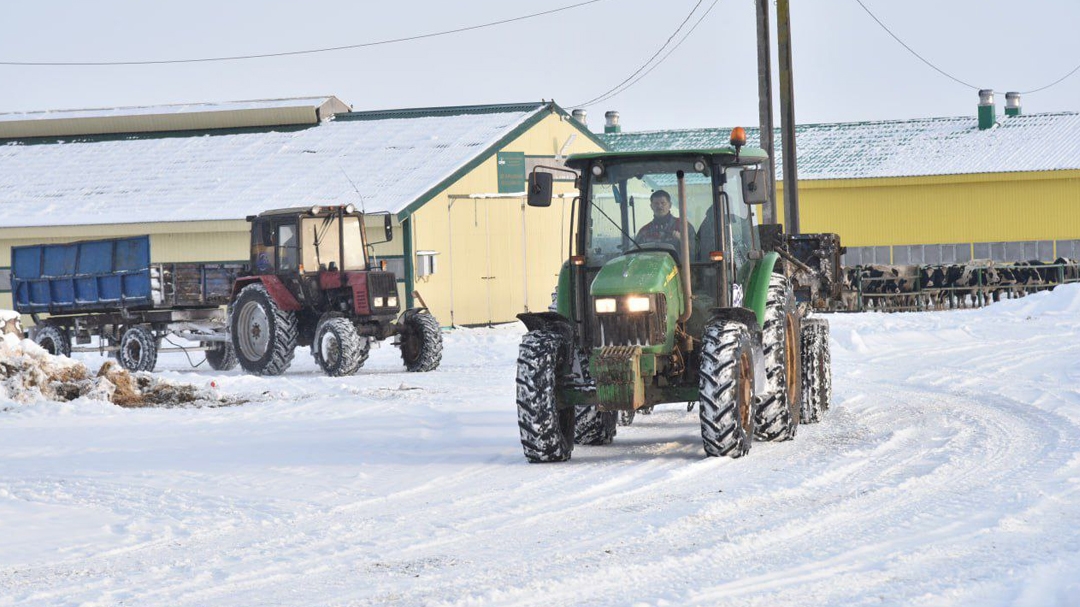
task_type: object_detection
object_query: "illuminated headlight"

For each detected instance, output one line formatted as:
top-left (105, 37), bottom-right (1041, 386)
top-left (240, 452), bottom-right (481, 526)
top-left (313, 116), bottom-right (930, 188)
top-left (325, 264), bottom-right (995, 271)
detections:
top-left (345, 203), bottom-right (356, 214)
top-left (373, 296), bottom-right (385, 307)
top-left (387, 296), bottom-right (399, 307)
top-left (625, 296), bottom-right (651, 313)
top-left (309, 205), bottom-right (322, 215)
top-left (594, 298), bottom-right (617, 313)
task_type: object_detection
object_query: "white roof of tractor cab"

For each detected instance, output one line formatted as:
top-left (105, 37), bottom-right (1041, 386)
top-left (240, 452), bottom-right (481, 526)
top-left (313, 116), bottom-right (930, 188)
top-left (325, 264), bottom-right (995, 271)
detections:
top-left (0, 99), bottom-right (562, 228)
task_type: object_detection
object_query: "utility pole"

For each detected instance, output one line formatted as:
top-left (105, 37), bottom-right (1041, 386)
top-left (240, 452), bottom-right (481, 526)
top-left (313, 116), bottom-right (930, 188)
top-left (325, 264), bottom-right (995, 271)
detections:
top-left (755, 0), bottom-right (777, 225)
top-left (776, 0), bottom-right (800, 234)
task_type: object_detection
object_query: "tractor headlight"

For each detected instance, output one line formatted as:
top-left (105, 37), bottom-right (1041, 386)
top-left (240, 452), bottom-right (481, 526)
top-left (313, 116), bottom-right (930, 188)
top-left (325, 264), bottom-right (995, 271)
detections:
top-left (387, 296), bottom-right (398, 308)
top-left (625, 295), bottom-right (651, 313)
top-left (345, 203), bottom-right (356, 214)
top-left (309, 205), bottom-right (323, 215)
top-left (594, 298), bottom-right (617, 313)
top-left (373, 296), bottom-right (385, 307)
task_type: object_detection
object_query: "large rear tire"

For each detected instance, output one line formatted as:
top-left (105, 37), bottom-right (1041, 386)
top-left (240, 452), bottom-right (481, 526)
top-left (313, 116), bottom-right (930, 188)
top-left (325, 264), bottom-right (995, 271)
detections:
top-left (800, 317), bottom-right (832, 423)
top-left (230, 283), bottom-right (298, 376)
top-left (33, 323), bottom-right (71, 358)
top-left (398, 309), bottom-right (443, 372)
top-left (516, 330), bottom-right (574, 463)
top-left (699, 319), bottom-right (756, 457)
top-left (313, 317), bottom-right (368, 377)
top-left (574, 406), bottom-right (617, 445)
top-left (119, 325), bottom-right (158, 372)
top-left (754, 273), bottom-right (801, 442)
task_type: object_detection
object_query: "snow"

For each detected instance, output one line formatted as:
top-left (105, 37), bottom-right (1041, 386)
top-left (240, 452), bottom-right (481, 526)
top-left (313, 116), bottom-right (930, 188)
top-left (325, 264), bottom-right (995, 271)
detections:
top-left (2, 286), bottom-right (1080, 605)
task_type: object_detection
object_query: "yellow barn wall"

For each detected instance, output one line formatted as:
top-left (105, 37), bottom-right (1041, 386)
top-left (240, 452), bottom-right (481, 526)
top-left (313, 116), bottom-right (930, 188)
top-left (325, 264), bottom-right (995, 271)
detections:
top-left (775, 170), bottom-right (1080, 248)
top-left (409, 113), bottom-right (600, 326)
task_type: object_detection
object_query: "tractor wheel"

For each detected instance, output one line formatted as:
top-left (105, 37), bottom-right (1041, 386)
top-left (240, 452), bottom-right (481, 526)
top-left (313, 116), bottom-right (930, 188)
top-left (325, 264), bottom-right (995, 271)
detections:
top-left (204, 341), bottom-right (238, 372)
top-left (313, 317), bottom-right (368, 377)
top-left (698, 319), bottom-right (756, 457)
top-left (34, 324), bottom-right (71, 358)
top-left (398, 309), bottom-right (443, 372)
top-left (119, 325), bottom-right (158, 372)
top-left (754, 273), bottom-right (802, 442)
top-left (516, 330), bottom-right (574, 463)
top-left (800, 317), bottom-right (832, 423)
top-left (574, 406), bottom-right (617, 445)
top-left (230, 283), bottom-right (298, 376)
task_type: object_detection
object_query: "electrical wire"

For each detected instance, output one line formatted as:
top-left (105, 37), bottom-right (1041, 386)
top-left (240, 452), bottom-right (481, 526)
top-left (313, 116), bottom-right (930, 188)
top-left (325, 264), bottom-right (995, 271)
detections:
top-left (851, 0), bottom-right (978, 90)
top-left (853, 0), bottom-right (1080, 95)
top-left (578, 0), bottom-right (719, 108)
top-left (0, 0), bottom-right (610, 67)
top-left (570, 0), bottom-right (708, 108)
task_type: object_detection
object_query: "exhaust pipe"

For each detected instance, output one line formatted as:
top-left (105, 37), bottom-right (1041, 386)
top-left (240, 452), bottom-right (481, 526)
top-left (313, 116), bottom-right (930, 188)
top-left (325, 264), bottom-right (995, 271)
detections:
top-left (676, 170), bottom-right (693, 324)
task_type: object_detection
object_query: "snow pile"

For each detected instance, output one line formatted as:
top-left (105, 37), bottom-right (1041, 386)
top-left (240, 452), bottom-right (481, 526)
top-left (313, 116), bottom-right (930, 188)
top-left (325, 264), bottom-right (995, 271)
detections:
top-left (0, 309), bottom-right (21, 337)
top-left (0, 334), bottom-right (240, 407)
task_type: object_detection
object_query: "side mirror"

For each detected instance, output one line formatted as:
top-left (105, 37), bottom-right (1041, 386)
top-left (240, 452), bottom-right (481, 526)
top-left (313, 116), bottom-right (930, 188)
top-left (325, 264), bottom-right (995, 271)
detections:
top-left (742, 167), bottom-right (769, 205)
top-left (527, 172), bottom-right (554, 207)
top-left (384, 214), bottom-right (394, 242)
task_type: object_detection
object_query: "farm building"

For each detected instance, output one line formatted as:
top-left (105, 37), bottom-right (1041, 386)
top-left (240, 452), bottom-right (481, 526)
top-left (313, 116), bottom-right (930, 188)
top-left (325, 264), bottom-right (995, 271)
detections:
top-left (600, 101), bottom-right (1080, 266)
top-left (0, 97), bottom-right (604, 327)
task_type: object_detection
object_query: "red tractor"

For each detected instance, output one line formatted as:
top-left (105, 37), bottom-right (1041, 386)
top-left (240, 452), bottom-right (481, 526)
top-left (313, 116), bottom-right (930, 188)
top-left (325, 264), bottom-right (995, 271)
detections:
top-left (229, 205), bottom-right (442, 376)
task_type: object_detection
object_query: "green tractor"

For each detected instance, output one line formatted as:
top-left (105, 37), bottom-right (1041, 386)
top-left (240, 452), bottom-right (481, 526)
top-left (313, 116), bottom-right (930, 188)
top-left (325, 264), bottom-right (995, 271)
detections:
top-left (515, 130), bottom-right (832, 462)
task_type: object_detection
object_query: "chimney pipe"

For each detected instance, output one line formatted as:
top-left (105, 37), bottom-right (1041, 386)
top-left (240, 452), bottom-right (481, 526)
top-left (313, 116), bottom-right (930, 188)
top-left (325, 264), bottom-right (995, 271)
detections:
top-left (604, 111), bottom-right (621, 134)
top-left (978, 89), bottom-right (996, 130)
top-left (571, 108), bottom-right (588, 127)
top-left (1005, 92), bottom-right (1021, 117)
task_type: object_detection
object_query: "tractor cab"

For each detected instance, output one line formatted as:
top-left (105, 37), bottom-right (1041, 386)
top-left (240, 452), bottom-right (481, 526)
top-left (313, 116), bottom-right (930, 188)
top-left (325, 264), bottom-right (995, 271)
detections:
top-left (247, 205), bottom-right (391, 277)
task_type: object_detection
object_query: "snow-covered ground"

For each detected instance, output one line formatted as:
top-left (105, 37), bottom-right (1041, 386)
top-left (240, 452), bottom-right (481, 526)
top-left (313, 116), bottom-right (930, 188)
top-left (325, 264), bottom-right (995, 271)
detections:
top-left (2, 286), bottom-right (1080, 606)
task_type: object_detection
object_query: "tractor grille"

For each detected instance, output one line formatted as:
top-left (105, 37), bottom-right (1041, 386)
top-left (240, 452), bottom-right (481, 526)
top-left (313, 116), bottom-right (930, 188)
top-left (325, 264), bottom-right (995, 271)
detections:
top-left (589, 294), bottom-right (667, 348)
top-left (367, 271), bottom-right (399, 312)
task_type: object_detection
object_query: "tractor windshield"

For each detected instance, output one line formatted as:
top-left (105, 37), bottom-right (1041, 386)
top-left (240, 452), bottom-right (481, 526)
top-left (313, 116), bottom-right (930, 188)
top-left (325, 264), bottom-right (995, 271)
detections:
top-left (301, 214), bottom-right (367, 272)
top-left (586, 160), bottom-right (714, 266)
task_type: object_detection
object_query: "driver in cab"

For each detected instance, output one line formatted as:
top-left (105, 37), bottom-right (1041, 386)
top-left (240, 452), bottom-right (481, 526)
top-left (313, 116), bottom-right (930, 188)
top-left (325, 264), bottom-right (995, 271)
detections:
top-left (636, 189), bottom-right (695, 250)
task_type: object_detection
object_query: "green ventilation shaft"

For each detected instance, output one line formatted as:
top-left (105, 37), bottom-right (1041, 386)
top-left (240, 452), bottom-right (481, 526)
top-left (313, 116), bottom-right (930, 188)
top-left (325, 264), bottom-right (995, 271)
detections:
top-left (978, 89), bottom-right (996, 130)
top-left (1005, 92), bottom-right (1022, 117)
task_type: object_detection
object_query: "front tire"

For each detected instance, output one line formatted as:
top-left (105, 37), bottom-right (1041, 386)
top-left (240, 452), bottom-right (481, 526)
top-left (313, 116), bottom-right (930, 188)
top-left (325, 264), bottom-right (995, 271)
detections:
top-left (204, 341), bottom-right (238, 371)
top-left (516, 330), bottom-right (574, 463)
top-left (119, 325), bottom-right (158, 372)
top-left (33, 323), bottom-right (71, 357)
top-left (800, 317), bottom-right (832, 423)
top-left (699, 319), bottom-right (756, 457)
top-left (230, 283), bottom-right (298, 376)
top-left (398, 309), bottom-right (443, 372)
top-left (313, 317), bottom-right (368, 377)
top-left (574, 406), bottom-right (617, 445)
top-left (754, 273), bottom-right (801, 442)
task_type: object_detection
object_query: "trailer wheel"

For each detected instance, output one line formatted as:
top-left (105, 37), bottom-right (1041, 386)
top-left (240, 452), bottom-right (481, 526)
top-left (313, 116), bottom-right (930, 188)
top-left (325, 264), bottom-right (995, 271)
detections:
top-left (313, 317), bottom-right (368, 377)
top-left (231, 283), bottom-right (298, 376)
top-left (754, 273), bottom-right (801, 442)
top-left (204, 341), bottom-right (238, 372)
top-left (699, 319), bottom-right (756, 457)
top-left (800, 317), bottom-right (832, 423)
top-left (398, 309), bottom-right (442, 372)
top-left (34, 324), bottom-right (71, 358)
top-left (516, 330), bottom-right (574, 463)
top-left (119, 325), bottom-right (158, 372)
top-left (574, 406), bottom-right (617, 445)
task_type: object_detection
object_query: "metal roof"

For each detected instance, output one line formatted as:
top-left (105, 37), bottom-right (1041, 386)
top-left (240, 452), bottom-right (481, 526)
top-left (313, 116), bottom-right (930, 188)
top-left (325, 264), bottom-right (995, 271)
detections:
top-left (600, 112), bottom-right (1080, 180)
top-left (0, 101), bottom-right (560, 228)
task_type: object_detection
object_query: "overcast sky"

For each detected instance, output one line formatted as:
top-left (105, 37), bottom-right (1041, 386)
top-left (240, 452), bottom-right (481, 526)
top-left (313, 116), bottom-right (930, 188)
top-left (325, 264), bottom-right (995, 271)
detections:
top-left (3, 0), bottom-right (1079, 132)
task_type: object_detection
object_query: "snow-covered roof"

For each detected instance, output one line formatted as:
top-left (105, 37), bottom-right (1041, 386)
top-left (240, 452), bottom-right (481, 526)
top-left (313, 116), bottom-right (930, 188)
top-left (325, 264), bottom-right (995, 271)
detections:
top-left (0, 101), bottom-right (552, 228)
top-left (601, 112), bottom-right (1080, 180)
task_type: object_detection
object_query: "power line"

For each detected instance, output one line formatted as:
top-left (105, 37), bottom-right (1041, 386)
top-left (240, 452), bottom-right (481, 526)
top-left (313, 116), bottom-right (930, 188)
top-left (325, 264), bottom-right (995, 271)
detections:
top-left (571, 0), bottom-right (708, 108)
top-left (851, 0), bottom-right (978, 90)
top-left (853, 0), bottom-right (1080, 95)
top-left (583, 0), bottom-right (719, 108)
top-left (0, 0), bottom-right (609, 67)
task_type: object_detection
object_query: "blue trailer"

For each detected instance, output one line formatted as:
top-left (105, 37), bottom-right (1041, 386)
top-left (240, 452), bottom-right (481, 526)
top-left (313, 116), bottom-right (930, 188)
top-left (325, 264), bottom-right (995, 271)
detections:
top-left (12, 235), bottom-right (242, 372)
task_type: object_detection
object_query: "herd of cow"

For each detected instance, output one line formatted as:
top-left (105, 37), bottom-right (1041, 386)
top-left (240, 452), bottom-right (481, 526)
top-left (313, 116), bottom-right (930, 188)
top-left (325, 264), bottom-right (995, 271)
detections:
top-left (838, 258), bottom-right (1080, 312)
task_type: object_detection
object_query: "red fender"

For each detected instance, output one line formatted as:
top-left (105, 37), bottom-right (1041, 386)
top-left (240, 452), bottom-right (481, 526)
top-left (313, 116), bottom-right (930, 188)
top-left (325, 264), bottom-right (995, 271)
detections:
top-left (231, 275), bottom-right (302, 311)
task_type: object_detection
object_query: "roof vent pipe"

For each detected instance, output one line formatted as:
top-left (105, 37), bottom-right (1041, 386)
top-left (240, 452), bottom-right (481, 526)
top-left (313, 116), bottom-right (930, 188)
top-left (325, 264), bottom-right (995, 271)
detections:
top-left (978, 89), bottom-right (996, 130)
top-left (571, 109), bottom-right (588, 127)
top-left (604, 111), bottom-right (621, 134)
top-left (1005, 92), bottom-right (1021, 117)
